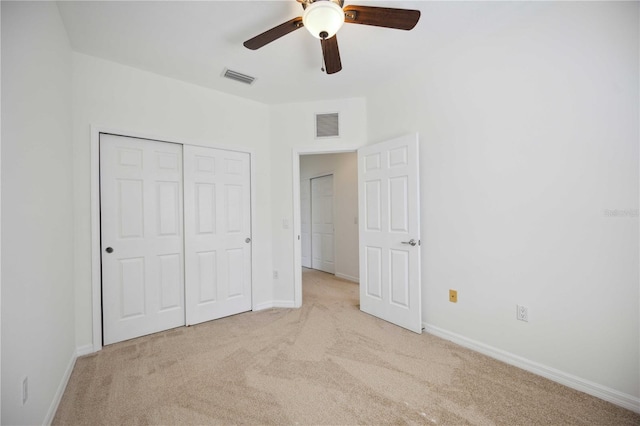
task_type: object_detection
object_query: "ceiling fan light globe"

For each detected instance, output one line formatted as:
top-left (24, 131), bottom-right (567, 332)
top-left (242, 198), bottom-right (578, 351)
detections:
top-left (302, 1), bottom-right (345, 39)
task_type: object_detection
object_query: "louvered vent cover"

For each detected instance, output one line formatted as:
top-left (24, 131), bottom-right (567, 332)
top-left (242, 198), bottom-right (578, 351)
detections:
top-left (222, 68), bottom-right (256, 85)
top-left (316, 113), bottom-right (339, 138)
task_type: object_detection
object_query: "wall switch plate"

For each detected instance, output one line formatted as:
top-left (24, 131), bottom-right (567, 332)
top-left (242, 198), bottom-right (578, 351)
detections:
top-left (449, 289), bottom-right (458, 303)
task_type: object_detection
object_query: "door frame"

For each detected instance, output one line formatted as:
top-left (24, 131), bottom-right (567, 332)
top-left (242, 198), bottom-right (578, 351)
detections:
top-left (90, 125), bottom-right (257, 352)
top-left (300, 177), bottom-right (311, 269)
top-left (291, 145), bottom-right (360, 308)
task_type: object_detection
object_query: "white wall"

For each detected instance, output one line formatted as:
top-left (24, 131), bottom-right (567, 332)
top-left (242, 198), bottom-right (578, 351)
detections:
top-left (72, 53), bottom-right (272, 349)
top-left (301, 153), bottom-right (359, 282)
top-left (270, 98), bottom-right (366, 303)
top-left (1, 2), bottom-right (76, 424)
top-left (2, 1), bottom-right (636, 419)
top-left (1, 2), bottom-right (3, 421)
top-left (366, 1), bottom-right (639, 406)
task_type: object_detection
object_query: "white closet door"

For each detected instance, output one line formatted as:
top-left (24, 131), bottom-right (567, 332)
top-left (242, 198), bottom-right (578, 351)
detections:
top-left (300, 179), bottom-right (312, 268)
top-left (311, 174), bottom-right (335, 274)
top-left (184, 145), bottom-right (252, 325)
top-left (100, 134), bottom-right (185, 345)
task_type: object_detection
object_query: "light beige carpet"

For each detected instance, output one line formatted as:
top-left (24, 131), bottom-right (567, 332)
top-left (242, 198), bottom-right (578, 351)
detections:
top-left (54, 269), bottom-right (639, 425)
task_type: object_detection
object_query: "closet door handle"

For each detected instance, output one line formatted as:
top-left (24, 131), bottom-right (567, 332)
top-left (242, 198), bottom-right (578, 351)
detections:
top-left (105, 247), bottom-right (114, 253)
top-left (245, 238), bottom-right (251, 243)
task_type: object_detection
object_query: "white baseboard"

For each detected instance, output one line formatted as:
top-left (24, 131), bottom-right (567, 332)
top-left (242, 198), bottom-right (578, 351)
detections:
top-left (253, 300), bottom-right (296, 311)
top-left (44, 349), bottom-right (77, 425)
top-left (424, 323), bottom-right (640, 414)
top-left (335, 272), bottom-right (359, 283)
top-left (253, 301), bottom-right (274, 311)
top-left (76, 344), bottom-right (95, 357)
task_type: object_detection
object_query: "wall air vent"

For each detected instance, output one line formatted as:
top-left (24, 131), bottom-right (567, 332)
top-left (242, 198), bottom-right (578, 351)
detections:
top-left (222, 68), bottom-right (256, 85)
top-left (315, 112), bottom-right (339, 138)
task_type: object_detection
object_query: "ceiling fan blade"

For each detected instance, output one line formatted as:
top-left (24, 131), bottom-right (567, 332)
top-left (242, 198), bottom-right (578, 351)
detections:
top-left (243, 17), bottom-right (303, 50)
top-left (321, 35), bottom-right (342, 75)
top-left (343, 5), bottom-right (420, 30)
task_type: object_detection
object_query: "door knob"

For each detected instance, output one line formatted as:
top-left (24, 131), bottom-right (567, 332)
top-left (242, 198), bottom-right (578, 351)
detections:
top-left (401, 239), bottom-right (417, 246)
top-left (245, 238), bottom-right (251, 243)
top-left (105, 247), bottom-right (114, 253)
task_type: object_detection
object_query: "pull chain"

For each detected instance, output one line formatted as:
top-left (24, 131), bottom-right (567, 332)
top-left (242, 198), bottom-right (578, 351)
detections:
top-left (320, 31), bottom-right (328, 73)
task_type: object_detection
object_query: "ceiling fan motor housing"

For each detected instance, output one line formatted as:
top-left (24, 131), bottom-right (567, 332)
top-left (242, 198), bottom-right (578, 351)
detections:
top-left (302, 0), bottom-right (345, 39)
top-left (298, 0), bottom-right (345, 9)
top-left (244, 0), bottom-right (421, 74)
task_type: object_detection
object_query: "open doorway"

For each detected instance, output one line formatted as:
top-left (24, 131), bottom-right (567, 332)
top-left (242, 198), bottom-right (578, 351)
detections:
top-left (292, 146), bottom-right (360, 308)
top-left (292, 134), bottom-right (422, 332)
top-left (300, 153), bottom-right (359, 284)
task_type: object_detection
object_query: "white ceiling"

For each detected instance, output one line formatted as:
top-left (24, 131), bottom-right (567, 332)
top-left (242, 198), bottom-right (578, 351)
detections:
top-left (57, 0), bottom-right (522, 105)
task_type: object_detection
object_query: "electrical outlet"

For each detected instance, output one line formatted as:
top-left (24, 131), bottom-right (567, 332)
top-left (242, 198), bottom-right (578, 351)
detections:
top-left (22, 377), bottom-right (28, 405)
top-left (449, 289), bottom-right (458, 303)
top-left (273, 270), bottom-right (279, 279)
top-left (517, 305), bottom-right (528, 322)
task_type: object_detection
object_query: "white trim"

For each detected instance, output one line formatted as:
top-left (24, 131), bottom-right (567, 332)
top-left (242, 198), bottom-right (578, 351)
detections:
top-left (0, 3), bottom-right (3, 417)
top-left (273, 300), bottom-right (296, 308)
top-left (253, 301), bottom-right (275, 311)
top-left (424, 323), bottom-right (640, 414)
top-left (90, 128), bottom-right (102, 352)
top-left (75, 344), bottom-right (94, 358)
top-left (305, 171), bottom-right (334, 181)
top-left (249, 145), bottom-right (257, 314)
top-left (292, 157), bottom-right (301, 308)
top-left (335, 272), bottom-right (359, 283)
top-left (90, 125), bottom-right (258, 352)
top-left (300, 177), bottom-right (312, 269)
top-left (292, 145), bottom-right (361, 309)
top-left (43, 351), bottom-right (77, 425)
top-left (253, 300), bottom-right (296, 311)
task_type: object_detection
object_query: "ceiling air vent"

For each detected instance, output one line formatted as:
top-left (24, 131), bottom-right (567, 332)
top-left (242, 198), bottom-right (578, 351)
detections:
top-left (222, 68), bottom-right (256, 85)
top-left (315, 112), bottom-right (339, 138)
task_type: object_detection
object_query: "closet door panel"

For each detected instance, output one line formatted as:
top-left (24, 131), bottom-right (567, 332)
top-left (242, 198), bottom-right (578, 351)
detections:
top-left (100, 134), bottom-right (185, 345)
top-left (184, 146), bottom-right (252, 325)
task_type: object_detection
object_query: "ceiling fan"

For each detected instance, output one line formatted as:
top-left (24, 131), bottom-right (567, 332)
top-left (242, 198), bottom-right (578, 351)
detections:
top-left (243, 0), bottom-right (421, 74)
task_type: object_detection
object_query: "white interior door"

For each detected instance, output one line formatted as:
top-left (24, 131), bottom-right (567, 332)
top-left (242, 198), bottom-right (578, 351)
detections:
top-left (300, 178), bottom-right (312, 268)
top-left (100, 134), bottom-right (185, 345)
top-left (183, 145), bottom-right (252, 325)
top-left (311, 174), bottom-right (335, 274)
top-left (358, 133), bottom-right (422, 333)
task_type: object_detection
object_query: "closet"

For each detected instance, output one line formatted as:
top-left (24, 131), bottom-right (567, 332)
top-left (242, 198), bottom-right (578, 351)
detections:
top-left (100, 134), bottom-right (252, 344)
